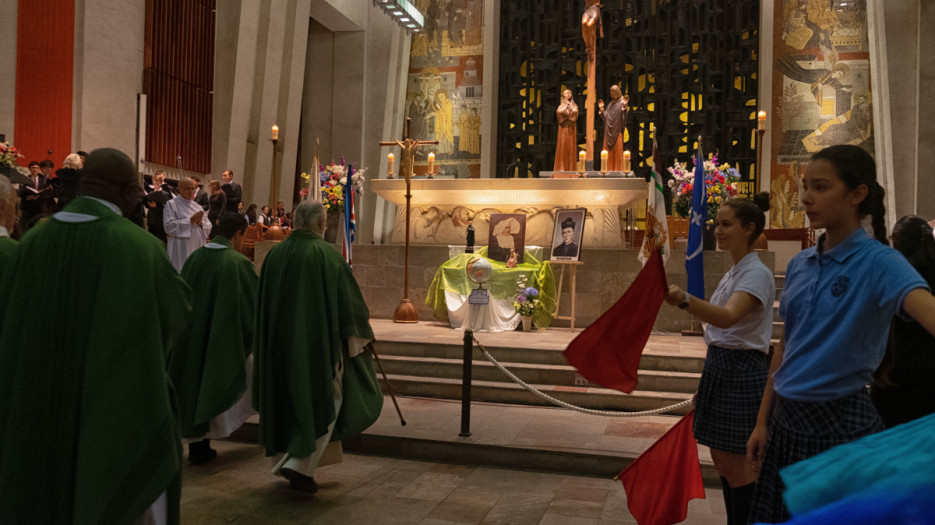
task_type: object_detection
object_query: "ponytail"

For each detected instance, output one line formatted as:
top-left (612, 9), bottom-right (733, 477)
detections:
top-left (811, 145), bottom-right (888, 244)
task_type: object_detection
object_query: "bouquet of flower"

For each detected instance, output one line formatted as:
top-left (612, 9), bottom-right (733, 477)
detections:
top-left (0, 142), bottom-right (24, 170)
top-left (514, 275), bottom-right (542, 317)
top-left (667, 153), bottom-right (740, 225)
top-left (299, 154), bottom-right (366, 210)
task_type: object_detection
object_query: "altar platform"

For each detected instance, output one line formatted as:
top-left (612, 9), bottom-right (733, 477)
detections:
top-left (349, 244), bottom-right (775, 333)
top-left (371, 177), bottom-right (647, 248)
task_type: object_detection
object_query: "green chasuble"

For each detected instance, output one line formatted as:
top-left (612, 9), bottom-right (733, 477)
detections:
top-left (253, 229), bottom-right (381, 458)
top-left (0, 197), bottom-right (192, 525)
top-left (0, 235), bottom-right (16, 271)
top-left (168, 236), bottom-right (257, 438)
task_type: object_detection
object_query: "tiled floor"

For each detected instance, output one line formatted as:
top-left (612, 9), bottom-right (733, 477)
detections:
top-left (181, 440), bottom-right (726, 524)
top-left (184, 322), bottom-right (724, 523)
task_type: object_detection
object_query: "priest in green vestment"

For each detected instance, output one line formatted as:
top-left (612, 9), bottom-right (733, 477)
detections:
top-left (0, 148), bottom-right (191, 525)
top-left (253, 200), bottom-right (383, 493)
top-left (168, 211), bottom-right (258, 464)
top-left (0, 174), bottom-right (18, 268)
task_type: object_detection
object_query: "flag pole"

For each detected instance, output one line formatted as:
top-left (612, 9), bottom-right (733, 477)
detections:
top-left (367, 342), bottom-right (406, 426)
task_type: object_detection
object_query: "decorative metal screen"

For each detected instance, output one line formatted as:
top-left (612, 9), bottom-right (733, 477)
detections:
top-left (497, 0), bottom-right (759, 193)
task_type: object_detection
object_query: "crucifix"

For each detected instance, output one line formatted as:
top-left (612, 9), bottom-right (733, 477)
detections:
top-left (379, 117), bottom-right (439, 323)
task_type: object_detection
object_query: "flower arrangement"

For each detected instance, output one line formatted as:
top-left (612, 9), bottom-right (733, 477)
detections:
top-left (667, 153), bottom-right (741, 225)
top-left (0, 142), bottom-right (25, 170)
top-left (513, 275), bottom-right (542, 317)
top-left (299, 154), bottom-right (366, 210)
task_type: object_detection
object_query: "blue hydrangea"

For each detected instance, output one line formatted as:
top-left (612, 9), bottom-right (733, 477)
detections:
top-left (524, 287), bottom-right (539, 298)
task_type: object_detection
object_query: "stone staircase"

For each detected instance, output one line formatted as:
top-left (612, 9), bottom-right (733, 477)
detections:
top-left (375, 337), bottom-right (701, 415)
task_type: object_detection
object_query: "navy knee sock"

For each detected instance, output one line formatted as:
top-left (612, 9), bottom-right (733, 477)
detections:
top-left (731, 482), bottom-right (755, 525)
top-left (720, 477), bottom-right (734, 525)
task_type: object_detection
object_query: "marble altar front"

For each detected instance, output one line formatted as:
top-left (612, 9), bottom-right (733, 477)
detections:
top-left (371, 177), bottom-right (648, 248)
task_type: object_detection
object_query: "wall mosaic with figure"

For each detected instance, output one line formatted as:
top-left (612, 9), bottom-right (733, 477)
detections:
top-left (496, 0), bottom-right (759, 191)
top-left (405, 0), bottom-right (484, 179)
top-left (769, 0), bottom-right (872, 229)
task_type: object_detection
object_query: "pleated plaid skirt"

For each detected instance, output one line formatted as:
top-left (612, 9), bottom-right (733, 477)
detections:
top-left (747, 388), bottom-right (884, 524)
top-left (693, 345), bottom-right (769, 455)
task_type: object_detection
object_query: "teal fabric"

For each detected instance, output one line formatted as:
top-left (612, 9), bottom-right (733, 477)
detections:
top-left (780, 411), bottom-right (935, 516)
top-left (426, 246), bottom-right (557, 328)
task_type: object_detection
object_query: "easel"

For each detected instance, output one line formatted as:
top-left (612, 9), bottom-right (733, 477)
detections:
top-left (551, 260), bottom-right (583, 331)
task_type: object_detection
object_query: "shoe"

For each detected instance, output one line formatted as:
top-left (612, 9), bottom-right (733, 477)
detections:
top-left (188, 440), bottom-right (218, 465)
top-left (188, 447), bottom-right (217, 465)
top-left (281, 467), bottom-right (318, 493)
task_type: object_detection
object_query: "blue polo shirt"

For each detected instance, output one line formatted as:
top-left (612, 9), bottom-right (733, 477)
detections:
top-left (773, 228), bottom-right (929, 402)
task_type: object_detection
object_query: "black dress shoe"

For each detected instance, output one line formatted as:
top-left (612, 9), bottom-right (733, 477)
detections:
top-left (281, 467), bottom-right (318, 493)
top-left (188, 439), bottom-right (218, 465)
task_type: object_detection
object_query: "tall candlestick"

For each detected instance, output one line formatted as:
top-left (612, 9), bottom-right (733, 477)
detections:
top-left (387, 152), bottom-right (394, 175)
top-left (577, 150), bottom-right (586, 173)
top-left (427, 152), bottom-right (435, 174)
top-left (271, 124), bottom-right (279, 140)
top-left (623, 150), bottom-right (631, 173)
top-left (600, 150), bottom-right (608, 173)
top-left (757, 111), bottom-right (766, 131)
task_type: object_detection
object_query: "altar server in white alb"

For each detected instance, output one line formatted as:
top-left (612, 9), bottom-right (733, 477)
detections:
top-left (164, 177), bottom-right (212, 272)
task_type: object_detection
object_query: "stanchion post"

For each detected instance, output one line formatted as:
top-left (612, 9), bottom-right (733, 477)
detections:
top-left (459, 330), bottom-right (473, 437)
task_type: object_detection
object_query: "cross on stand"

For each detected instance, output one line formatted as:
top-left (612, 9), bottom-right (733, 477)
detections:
top-left (379, 117), bottom-right (439, 323)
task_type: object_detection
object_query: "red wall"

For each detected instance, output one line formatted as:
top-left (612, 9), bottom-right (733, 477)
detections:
top-left (14, 0), bottom-right (75, 168)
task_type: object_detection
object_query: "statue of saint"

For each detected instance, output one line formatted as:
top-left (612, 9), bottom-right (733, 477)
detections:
top-left (465, 219), bottom-right (475, 253)
top-left (553, 89), bottom-right (579, 172)
top-left (506, 249), bottom-right (518, 268)
top-left (598, 86), bottom-right (629, 171)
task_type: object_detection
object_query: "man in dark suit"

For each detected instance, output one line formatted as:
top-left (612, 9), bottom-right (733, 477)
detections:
top-left (221, 170), bottom-right (242, 212)
top-left (144, 170), bottom-right (173, 244)
top-left (552, 217), bottom-right (579, 258)
top-left (18, 161), bottom-right (54, 232)
top-left (193, 175), bottom-right (209, 211)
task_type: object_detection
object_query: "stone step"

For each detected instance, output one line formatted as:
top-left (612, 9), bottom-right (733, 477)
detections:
top-left (377, 339), bottom-right (706, 374)
top-left (379, 355), bottom-right (701, 394)
top-left (379, 374), bottom-right (694, 415)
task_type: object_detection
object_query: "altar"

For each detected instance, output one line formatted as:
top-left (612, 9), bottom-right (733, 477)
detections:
top-left (371, 177), bottom-right (647, 248)
top-left (425, 247), bottom-right (556, 331)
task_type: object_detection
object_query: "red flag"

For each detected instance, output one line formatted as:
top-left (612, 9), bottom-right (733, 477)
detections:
top-left (563, 248), bottom-right (667, 393)
top-left (618, 410), bottom-right (706, 525)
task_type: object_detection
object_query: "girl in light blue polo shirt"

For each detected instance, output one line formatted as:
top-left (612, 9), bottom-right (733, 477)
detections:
top-left (665, 198), bottom-right (774, 525)
top-left (746, 145), bottom-right (935, 524)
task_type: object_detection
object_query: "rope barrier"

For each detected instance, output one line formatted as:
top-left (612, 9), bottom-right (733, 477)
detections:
top-left (472, 334), bottom-right (693, 417)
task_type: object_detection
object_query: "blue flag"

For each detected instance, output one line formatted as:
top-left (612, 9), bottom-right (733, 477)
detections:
top-left (342, 165), bottom-right (355, 269)
top-left (685, 143), bottom-right (706, 299)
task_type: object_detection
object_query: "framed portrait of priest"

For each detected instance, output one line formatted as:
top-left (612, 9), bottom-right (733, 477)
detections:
top-left (550, 208), bottom-right (586, 261)
top-left (487, 213), bottom-right (526, 264)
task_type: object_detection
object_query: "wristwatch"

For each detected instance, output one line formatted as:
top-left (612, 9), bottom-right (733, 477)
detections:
top-left (678, 293), bottom-right (691, 310)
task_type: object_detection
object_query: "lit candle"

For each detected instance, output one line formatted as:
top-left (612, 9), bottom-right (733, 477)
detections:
top-left (600, 150), bottom-right (608, 173)
top-left (757, 111), bottom-right (766, 131)
top-left (387, 152), bottom-right (394, 175)
top-left (623, 150), bottom-right (631, 173)
top-left (271, 124), bottom-right (279, 140)
top-left (427, 152), bottom-right (435, 174)
top-left (577, 150), bottom-right (586, 173)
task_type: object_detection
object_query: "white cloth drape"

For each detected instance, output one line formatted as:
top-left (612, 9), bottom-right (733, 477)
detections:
top-left (444, 290), bottom-right (521, 332)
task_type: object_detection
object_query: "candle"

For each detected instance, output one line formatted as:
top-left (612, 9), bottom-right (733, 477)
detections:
top-left (577, 150), bottom-right (586, 173)
top-left (271, 124), bottom-right (279, 140)
top-left (757, 111), bottom-right (766, 131)
top-left (387, 152), bottom-right (394, 175)
top-left (600, 150), bottom-right (608, 173)
top-left (427, 152), bottom-right (435, 174)
top-left (623, 150), bottom-right (631, 173)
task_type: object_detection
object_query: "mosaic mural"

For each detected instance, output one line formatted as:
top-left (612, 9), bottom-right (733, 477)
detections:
top-left (770, 0), bottom-right (872, 228)
top-left (405, 0), bottom-right (484, 178)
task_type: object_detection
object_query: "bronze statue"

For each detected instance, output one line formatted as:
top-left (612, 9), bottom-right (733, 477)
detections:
top-left (598, 85), bottom-right (629, 171)
top-left (553, 89), bottom-right (579, 172)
